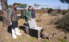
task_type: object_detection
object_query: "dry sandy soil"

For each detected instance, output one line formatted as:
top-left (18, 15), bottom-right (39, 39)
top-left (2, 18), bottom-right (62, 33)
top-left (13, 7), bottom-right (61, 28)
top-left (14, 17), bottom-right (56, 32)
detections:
top-left (0, 14), bottom-right (69, 42)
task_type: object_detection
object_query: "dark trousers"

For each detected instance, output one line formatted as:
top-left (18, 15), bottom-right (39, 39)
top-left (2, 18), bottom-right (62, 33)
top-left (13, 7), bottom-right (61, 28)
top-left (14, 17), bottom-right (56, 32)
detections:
top-left (12, 21), bottom-right (18, 29)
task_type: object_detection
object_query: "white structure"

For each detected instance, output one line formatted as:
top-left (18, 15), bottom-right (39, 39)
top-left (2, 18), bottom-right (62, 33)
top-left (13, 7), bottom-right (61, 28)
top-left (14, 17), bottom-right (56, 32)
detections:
top-left (27, 18), bottom-right (42, 39)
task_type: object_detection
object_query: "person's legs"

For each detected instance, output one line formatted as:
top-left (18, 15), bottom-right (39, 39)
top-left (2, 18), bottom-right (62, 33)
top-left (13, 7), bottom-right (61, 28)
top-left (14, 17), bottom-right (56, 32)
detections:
top-left (11, 21), bottom-right (17, 39)
top-left (12, 28), bottom-right (17, 39)
top-left (13, 21), bottom-right (21, 35)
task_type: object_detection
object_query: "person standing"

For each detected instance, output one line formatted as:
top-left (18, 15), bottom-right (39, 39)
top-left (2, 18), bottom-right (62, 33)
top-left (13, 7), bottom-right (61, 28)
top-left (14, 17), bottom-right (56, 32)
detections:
top-left (8, 4), bottom-right (21, 39)
top-left (25, 6), bottom-right (32, 20)
top-left (25, 6), bottom-right (37, 30)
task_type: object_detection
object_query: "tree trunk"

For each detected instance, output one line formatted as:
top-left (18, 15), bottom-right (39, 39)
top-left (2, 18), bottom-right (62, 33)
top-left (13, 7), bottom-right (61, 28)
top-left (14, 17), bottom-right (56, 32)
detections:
top-left (1, 0), bottom-right (9, 26)
top-left (1, 0), bottom-right (8, 10)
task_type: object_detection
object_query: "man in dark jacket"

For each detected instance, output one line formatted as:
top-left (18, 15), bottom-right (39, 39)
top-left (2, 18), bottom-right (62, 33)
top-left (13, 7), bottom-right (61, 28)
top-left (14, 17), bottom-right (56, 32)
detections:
top-left (8, 4), bottom-right (21, 39)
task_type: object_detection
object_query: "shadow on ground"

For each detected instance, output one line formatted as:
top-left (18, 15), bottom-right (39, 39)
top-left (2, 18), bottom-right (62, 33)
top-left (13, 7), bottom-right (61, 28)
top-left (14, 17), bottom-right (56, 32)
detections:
top-left (19, 25), bottom-right (43, 38)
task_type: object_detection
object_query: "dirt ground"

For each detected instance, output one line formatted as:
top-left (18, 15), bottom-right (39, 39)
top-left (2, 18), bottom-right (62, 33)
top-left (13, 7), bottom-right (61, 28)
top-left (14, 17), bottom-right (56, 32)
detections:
top-left (0, 14), bottom-right (69, 42)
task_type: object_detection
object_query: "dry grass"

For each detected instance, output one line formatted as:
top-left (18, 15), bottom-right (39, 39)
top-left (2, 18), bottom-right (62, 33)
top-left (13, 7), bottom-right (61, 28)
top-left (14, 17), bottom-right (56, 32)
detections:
top-left (0, 14), bottom-right (69, 42)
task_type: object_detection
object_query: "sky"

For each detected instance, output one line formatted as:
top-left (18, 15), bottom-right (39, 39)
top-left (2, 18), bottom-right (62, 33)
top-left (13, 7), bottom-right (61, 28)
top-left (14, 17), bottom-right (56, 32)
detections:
top-left (0, 0), bottom-right (69, 9)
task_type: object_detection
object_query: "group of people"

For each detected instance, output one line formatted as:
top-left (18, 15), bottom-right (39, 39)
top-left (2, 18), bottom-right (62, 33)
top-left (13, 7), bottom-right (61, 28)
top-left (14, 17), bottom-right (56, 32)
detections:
top-left (0, 3), bottom-right (42, 39)
top-left (7, 4), bottom-right (37, 39)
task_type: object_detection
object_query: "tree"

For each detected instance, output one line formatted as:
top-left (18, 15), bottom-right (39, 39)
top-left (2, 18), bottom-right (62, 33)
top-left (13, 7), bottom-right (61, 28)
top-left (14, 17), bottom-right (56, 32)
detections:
top-left (60, 0), bottom-right (69, 9)
top-left (1, 0), bottom-right (9, 25)
top-left (1, 0), bottom-right (8, 10)
top-left (48, 8), bottom-right (53, 13)
top-left (60, 0), bottom-right (69, 3)
top-left (13, 3), bottom-right (27, 8)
